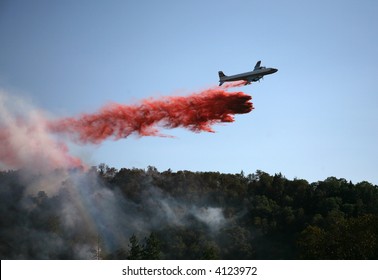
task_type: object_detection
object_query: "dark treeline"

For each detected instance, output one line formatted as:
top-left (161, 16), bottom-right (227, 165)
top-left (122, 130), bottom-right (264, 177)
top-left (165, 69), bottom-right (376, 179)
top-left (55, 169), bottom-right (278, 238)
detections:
top-left (1, 165), bottom-right (378, 259)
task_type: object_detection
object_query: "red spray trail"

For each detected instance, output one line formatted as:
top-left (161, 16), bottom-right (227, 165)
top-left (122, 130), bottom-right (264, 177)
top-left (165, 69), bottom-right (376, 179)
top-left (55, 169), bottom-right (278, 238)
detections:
top-left (50, 84), bottom-right (253, 144)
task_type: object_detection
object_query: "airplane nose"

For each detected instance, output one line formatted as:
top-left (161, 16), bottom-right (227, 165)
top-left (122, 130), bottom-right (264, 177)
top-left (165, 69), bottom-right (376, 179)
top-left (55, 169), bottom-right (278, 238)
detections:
top-left (272, 68), bottom-right (278, 73)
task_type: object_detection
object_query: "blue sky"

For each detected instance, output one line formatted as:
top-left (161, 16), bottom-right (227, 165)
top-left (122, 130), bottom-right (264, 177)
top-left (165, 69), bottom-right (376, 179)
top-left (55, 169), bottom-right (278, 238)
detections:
top-left (0, 0), bottom-right (377, 184)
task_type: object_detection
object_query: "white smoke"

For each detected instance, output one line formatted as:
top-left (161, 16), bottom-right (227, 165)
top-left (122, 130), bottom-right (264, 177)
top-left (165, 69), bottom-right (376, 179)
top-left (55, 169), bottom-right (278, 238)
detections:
top-left (191, 207), bottom-right (226, 230)
top-left (0, 91), bottom-right (230, 259)
top-left (0, 90), bottom-right (82, 172)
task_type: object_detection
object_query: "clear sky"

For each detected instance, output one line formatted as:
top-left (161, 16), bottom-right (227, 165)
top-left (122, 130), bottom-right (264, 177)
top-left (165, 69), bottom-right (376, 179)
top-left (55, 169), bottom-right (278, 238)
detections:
top-left (0, 0), bottom-right (377, 184)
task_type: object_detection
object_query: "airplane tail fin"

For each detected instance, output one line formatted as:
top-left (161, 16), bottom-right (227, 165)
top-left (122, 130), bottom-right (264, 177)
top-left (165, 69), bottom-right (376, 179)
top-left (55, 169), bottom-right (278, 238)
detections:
top-left (254, 60), bottom-right (261, 70)
top-left (218, 71), bottom-right (226, 86)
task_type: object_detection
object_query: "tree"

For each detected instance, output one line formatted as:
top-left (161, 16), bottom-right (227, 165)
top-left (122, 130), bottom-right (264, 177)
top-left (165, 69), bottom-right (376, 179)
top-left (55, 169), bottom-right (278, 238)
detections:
top-left (297, 225), bottom-right (327, 259)
top-left (128, 234), bottom-right (142, 260)
top-left (90, 234), bottom-right (105, 260)
top-left (142, 232), bottom-right (161, 260)
top-left (201, 243), bottom-right (220, 260)
top-left (298, 215), bottom-right (378, 259)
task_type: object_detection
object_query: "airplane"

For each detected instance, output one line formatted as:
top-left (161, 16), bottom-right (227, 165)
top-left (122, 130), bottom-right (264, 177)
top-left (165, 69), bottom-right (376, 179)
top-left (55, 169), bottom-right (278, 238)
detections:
top-left (218, 61), bottom-right (278, 86)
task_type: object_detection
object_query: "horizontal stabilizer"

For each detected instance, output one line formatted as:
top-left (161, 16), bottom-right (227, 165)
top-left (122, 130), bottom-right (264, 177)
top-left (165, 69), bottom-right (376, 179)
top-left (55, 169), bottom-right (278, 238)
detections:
top-left (218, 71), bottom-right (226, 78)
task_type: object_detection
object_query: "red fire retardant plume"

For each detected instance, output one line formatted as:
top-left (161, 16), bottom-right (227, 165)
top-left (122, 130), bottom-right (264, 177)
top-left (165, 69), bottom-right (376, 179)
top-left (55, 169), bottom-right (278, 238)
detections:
top-left (50, 85), bottom-right (253, 144)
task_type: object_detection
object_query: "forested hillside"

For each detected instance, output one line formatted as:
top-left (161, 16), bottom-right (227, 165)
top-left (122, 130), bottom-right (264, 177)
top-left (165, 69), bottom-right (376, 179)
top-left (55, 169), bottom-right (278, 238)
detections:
top-left (1, 165), bottom-right (378, 259)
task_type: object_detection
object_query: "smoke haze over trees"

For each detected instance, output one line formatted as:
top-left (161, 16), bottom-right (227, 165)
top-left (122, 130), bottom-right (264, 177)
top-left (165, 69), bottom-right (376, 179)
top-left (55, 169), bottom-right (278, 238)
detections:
top-left (1, 165), bottom-right (378, 260)
top-left (1, 82), bottom-right (377, 260)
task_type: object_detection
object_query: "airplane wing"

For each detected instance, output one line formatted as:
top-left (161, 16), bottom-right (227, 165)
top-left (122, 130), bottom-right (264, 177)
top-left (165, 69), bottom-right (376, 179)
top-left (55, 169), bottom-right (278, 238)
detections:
top-left (246, 75), bottom-right (263, 84)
